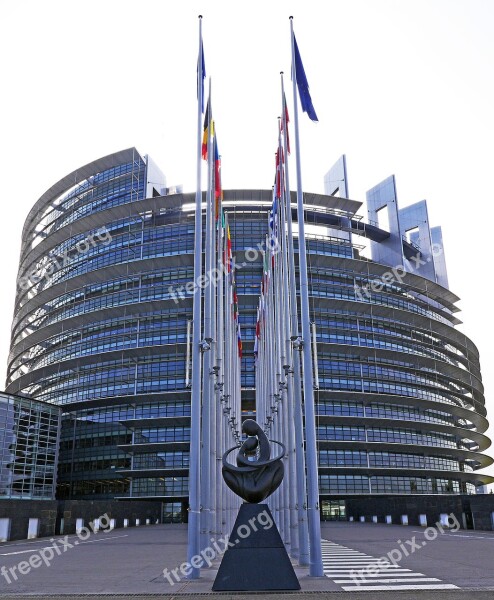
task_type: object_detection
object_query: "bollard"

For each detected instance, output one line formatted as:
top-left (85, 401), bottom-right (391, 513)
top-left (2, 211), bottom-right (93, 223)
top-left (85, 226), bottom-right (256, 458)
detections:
top-left (28, 518), bottom-right (40, 539)
top-left (439, 514), bottom-right (450, 527)
top-left (0, 518), bottom-right (11, 542)
top-left (76, 518), bottom-right (84, 534)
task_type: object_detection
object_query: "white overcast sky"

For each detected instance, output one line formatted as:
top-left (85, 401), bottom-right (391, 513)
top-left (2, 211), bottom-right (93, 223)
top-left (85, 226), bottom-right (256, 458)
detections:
top-left (1, 0), bottom-right (493, 473)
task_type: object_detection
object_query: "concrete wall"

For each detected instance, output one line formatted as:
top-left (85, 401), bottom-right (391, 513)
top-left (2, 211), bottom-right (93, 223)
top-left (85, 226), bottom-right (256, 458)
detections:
top-left (0, 499), bottom-right (162, 541)
top-left (3, 494), bottom-right (494, 541)
top-left (0, 499), bottom-right (58, 540)
top-left (345, 494), bottom-right (494, 530)
top-left (56, 500), bottom-right (162, 534)
top-left (467, 494), bottom-right (494, 530)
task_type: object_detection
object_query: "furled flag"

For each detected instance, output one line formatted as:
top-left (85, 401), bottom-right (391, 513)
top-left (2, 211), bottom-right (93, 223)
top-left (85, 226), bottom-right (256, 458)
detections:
top-left (226, 224), bottom-right (232, 272)
top-left (237, 321), bottom-right (243, 359)
top-left (293, 35), bottom-right (318, 122)
top-left (214, 136), bottom-right (222, 218)
top-left (202, 99), bottom-right (211, 160)
top-left (269, 188), bottom-right (279, 261)
top-left (254, 305), bottom-right (261, 360)
top-left (261, 245), bottom-right (270, 302)
top-left (281, 92), bottom-right (291, 154)
top-left (275, 147), bottom-right (284, 199)
top-left (197, 41), bottom-right (206, 113)
top-left (232, 283), bottom-right (239, 318)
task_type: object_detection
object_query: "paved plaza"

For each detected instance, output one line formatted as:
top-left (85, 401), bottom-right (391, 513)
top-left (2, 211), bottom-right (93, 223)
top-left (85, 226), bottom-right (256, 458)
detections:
top-left (0, 521), bottom-right (493, 598)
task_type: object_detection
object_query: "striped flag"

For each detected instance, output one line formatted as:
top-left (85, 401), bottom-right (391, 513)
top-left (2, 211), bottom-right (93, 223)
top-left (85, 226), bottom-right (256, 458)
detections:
top-left (202, 99), bottom-right (211, 160)
top-left (214, 135), bottom-right (222, 218)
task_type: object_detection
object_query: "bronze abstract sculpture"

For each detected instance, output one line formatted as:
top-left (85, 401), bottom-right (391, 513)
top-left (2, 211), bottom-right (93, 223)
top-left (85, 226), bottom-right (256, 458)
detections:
top-left (222, 419), bottom-right (285, 503)
top-left (213, 418), bottom-right (300, 591)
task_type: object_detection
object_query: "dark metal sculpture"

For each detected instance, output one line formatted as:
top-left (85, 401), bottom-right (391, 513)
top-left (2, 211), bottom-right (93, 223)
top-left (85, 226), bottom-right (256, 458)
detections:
top-left (213, 419), bottom-right (300, 590)
top-left (222, 419), bottom-right (285, 503)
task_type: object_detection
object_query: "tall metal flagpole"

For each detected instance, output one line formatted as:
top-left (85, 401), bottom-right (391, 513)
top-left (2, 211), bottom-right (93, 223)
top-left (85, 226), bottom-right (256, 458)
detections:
top-left (278, 112), bottom-right (299, 559)
top-left (187, 14), bottom-right (204, 580)
top-left (281, 72), bottom-right (310, 566)
top-left (209, 132), bottom-right (218, 541)
top-left (200, 78), bottom-right (213, 551)
top-left (215, 204), bottom-right (225, 538)
top-left (289, 16), bottom-right (324, 577)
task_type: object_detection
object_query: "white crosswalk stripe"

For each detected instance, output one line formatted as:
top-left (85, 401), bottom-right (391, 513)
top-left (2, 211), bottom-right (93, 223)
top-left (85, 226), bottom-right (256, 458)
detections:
top-left (321, 539), bottom-right (459, 591)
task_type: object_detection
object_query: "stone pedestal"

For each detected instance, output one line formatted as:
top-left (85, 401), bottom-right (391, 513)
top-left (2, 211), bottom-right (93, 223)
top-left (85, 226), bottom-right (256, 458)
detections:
top-left (212, 503), bottom-right (300, 591)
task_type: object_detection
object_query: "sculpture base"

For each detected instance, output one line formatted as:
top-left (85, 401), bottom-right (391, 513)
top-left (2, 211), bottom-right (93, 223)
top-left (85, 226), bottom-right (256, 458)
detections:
top-left (212, 503), bottom-right (300, 591)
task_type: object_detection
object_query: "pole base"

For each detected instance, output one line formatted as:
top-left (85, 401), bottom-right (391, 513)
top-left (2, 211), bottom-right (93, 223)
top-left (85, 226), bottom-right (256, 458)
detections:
top-left (212, 503), bottom-right (300, 591)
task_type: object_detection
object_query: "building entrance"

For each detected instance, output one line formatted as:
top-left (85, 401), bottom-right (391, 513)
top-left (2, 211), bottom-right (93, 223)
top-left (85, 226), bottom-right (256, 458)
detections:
top-left (321, 499), bottom-right (346, 521)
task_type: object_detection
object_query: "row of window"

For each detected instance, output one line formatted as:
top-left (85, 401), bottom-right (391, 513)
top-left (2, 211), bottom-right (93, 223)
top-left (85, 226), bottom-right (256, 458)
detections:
top-left (29, 160), bottom-right (146, 244)
top-left (130, 477), bottom-right (189, 497)
top-left (133, 451), bottom-right (190, 469)
top-left (134, 427), bottom-right (190, 444)
top-left (319, 361), bottom-right (465, 395)
top-left (22, 232), bottom-right (351, 306)
top-left (58, 478), bottom-right (130, 499)
top-left (12, 274), bottom-right (195, 349)
top-left (317, 425), bottom-right (461, 449)
top-left (318, 450), bottom-right (462, 471)
top-left (316, 401), bottom-right (457, 426)
top-left (59, 457), bottom-right (131, 474)
top-left (59, 432), bottom-right (132, 451)
top-left (318, 475), bottom-right (464, 494)
top-left (12, 271), bottom-right (468, 378)
top-left (319, 377), bottom-right (467, 410)
top-left (310, 281), bottom-right (449, 326)
top-left (57, 446), bottom-right (467, 476)
top-left (66, 401), bottom-right (192, 424)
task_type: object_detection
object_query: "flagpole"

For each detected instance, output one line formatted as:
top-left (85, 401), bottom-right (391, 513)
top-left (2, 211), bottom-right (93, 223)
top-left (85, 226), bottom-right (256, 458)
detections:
top-left (216, 204), bottom-right (225, 538)
top-left (200, 77), bottom-right (214, 551)
top-left (289, 16), bottom-right (324, 577)
top-left (275, 161), bottom-right (290, 549)
top-left (281, 72), bottom-right (310, 566)
top-left (224, 212), bottom-right (232, 533)
top-left (187, 14), bottom-right (204, 580)
top-left (277, 109), bottom-right (299, 559)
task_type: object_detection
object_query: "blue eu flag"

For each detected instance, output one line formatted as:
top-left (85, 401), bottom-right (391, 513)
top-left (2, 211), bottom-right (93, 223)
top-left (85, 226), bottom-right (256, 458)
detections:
top-left (294, 36), bottom-right (318, 122)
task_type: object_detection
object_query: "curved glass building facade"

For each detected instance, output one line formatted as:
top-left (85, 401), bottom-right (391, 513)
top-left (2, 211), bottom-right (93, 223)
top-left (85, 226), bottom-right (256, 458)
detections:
top-left (5, 148), bottom-right (492, 508)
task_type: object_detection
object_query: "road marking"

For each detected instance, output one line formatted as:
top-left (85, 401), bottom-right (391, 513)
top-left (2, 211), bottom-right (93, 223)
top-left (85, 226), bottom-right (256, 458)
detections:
top-left (411, 530), bottom-right (494, 540)
top-left (325, 569), bottom-right (418, 579)
top-left (335, 578), bottom-right (441, 584)
top-left (0, 535), bottom-right (128, 556)
top-left (0, 532), bottom-right (114, 549)
top-left (321, 539), bottom-right (459, 591)
top-left (340, 584), bottom-right (459, 591)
